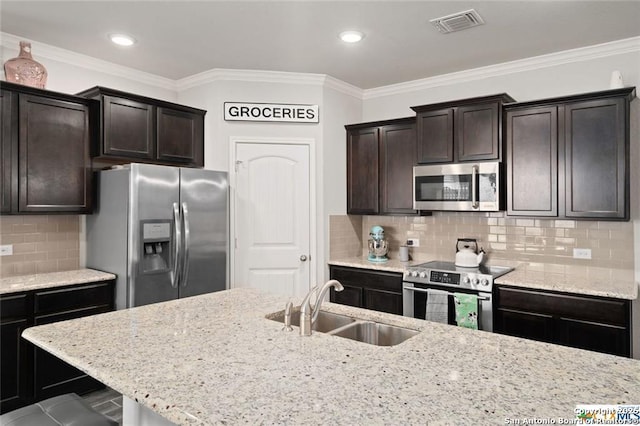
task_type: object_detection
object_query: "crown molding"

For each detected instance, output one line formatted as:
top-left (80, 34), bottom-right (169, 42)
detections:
top-left (176, 68), bottom-right (363, 98)
top-left (363, 36), bottom-right (640, 100)
top-left (322, 75), bottom-right (363, 99)
top-left (0, 32), bottom-right (361, 98)
top-left (176, 68), bottom-right (324, 89)
top-left (1, 32), bottom-right (177, 91)
top-left (3, 31), bottom-right (636, 101)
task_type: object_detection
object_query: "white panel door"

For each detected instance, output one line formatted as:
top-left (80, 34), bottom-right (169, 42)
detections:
top-left (234, 142), bottom-right (310, 297)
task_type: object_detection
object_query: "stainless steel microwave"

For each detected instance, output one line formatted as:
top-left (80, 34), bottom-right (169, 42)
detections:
top-left (413, 161), bottom-right (503, 211)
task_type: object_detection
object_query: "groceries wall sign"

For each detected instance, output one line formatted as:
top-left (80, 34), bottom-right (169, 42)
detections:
top-left (224, 102), bottom-right (319, 123)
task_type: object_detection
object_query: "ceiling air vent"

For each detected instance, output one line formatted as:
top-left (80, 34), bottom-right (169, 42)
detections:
top-left (430, 9), bottom-right (485, 34)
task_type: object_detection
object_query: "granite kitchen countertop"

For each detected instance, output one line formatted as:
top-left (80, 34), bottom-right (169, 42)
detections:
top-left (329, 256), bottom-right (638, 300)
top-left (0, 269), bottom-right (116, 295)
top-left (495, 263), bottom-right (638, 300)
top-left (328, 256), bottom-right (413, 273)
top-left (22, 288), bottom-right (640, 425)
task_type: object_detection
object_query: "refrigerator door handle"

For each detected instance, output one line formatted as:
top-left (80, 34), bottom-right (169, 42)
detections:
top-left (180, 202), bottom-right (191, 287)
top-left (172, 202), bottom-right (182, 289)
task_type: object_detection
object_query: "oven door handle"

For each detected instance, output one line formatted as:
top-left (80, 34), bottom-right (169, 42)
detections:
top-left (403, 285), bottom-right (490, 300)
top-left (403, 285), bottom-right (431, 294)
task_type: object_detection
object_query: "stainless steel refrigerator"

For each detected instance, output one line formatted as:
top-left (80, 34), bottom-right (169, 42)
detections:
top-left (86, 163), bottom-right (228, 310)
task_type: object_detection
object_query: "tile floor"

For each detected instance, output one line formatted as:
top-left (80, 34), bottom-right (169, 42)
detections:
top-left (83, 387), bottom-right (123, 425)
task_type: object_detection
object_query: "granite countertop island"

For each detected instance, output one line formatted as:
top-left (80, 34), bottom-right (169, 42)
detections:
top-left (22, 288), bottom-right (640, 425)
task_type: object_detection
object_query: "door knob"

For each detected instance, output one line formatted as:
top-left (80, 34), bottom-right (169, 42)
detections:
top-left (300, 255), bottom-right (308, 261)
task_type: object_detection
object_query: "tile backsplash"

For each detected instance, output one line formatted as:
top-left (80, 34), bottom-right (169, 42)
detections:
top-left (330, 212), bottom-right (634, 269)
top-left (0, 215), bottom-right (80, 278)
top-left (329, 215), bottom-right (363, 260)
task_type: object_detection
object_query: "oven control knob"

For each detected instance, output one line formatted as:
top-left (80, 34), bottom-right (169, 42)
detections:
top-left (419, 271), bottom-right (427, 278)
top-left (462, 277), bottom-right (470, 284)
top-left (471, 277), bottom-right (479, 285)
top-left (480, 278), bottom-right (489, 286)
top-left (410, 270), bottom-right (419, 277)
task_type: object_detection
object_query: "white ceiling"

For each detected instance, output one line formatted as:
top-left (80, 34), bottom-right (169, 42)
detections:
top-left (1, 1), bottom-right (640, 89)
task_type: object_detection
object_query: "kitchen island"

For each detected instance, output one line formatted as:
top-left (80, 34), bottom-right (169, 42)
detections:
top-left (22, 288), bottom-right (640, 425)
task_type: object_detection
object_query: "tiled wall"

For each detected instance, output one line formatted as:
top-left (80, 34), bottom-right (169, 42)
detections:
top-left (330, 213), bottom-right (635, 269)
top-left (328, 215), bottom-right (363, 260)
top-left (0, 216), bottom-right (80, 278)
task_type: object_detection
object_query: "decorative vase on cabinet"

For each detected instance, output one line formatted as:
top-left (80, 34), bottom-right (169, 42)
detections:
top-left (3, 41), bottom-right (48, 89)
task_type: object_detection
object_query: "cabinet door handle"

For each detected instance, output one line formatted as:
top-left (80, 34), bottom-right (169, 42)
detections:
top-left (300, 255), bottom-right (308, 262)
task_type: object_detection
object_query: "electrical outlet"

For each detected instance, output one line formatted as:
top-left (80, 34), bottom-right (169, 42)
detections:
top-left (406, 238), bottom-right (420, 247)
top-left (0, 245), bottom-right (13, 256)
top-left (573, 248), bottom-right (592, 260)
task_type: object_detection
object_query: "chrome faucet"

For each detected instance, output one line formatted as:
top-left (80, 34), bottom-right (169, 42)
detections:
top-left (299, 280), bottom-right (344, 336)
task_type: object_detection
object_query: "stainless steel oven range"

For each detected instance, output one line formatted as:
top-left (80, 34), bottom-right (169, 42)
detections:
top-left (402, 261), bottom-right (513, 332)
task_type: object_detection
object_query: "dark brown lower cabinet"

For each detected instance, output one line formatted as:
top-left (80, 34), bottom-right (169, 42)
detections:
top-left (0, 280), bottom-right (115, 414)
top-left (363, 287), bottom-right (403, 315)
top-left (494, 286), bottom-right (631, 357)
top-left (33, 309), bottom-right (106, 401)
top-left (495, 308), bottom-right (554, 343)
top-left (329, 265), bottom-right (403, 316)
top-left (331, 284), bottom-right (363, 308)
top-left (0, 294), bottom-right (31, 413)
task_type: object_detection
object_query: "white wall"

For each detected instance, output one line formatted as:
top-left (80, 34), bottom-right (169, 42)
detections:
top-left (321, 86), bottom-right (362, 280)
top-left (362, 50), bottom-right (640, 120)
top-left (0, 37), bottom-right (177, 101)
top-left (178, 77), bottom-right (361, 285)
top-left (178, 79), bottom-right (323, 172)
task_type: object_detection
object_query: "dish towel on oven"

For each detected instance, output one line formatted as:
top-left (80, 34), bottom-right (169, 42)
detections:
top-left (425, 289), bottom-right (448, 324)
top-left (453, 293), bottom-right (478, 330)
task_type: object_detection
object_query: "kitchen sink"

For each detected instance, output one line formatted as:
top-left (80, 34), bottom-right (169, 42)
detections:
top-left (269, 309), bottom-right (356, 332)
top-left (329, 321), bottom-right (419, 347)
top-left (268, 308), bottom-right (419, 346)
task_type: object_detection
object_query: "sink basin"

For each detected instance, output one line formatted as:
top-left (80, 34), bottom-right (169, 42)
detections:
top-left (268, 308), bottom-right (419, 346)
top-left (329, 321), bottom-right (419, 347)
top-left (269, 309), bottom-right (356, 333)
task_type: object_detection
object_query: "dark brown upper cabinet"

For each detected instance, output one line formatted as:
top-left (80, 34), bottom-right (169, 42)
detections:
top-left (0, 82), bottom-right (95, 215)
top-left (505, 87), bottom-right (635, 220)
top-left (102, 95), bottom-right (154, 160)
top-left (346, 117), bottom-right (416, 215)
top-left (411, 94), bottom-right (514, 164)
top-left (157, 106), bottom-right (204, 165)
top-left (77, 87), bottom-right (205, 167)
top-left (506, 105), bottom-right (559, 217)
top-left (1, 89), bottom-right (13, 214)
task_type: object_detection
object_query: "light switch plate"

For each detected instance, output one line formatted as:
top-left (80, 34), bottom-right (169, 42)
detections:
top-left (573, 248), bottom-right (592, 259)
top-left (406, 238), bottom-right (420, 247)
top-left (0, 245), bottom-right (13, 256)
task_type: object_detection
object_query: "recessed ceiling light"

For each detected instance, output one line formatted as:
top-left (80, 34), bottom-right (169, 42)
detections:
top-left (109, 34), bottom-right (136, 46)
top-left (339, 31), bottom-right (364, 43)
